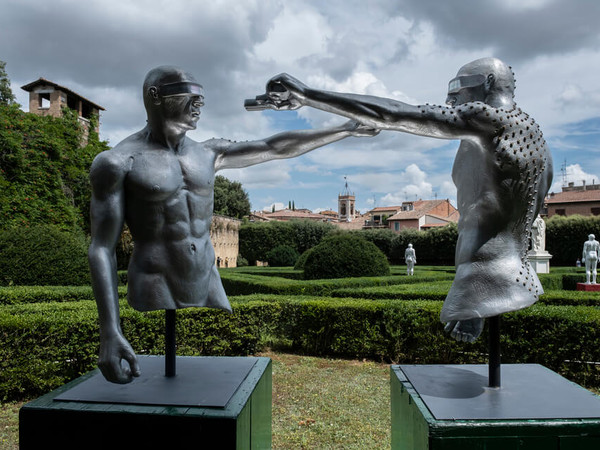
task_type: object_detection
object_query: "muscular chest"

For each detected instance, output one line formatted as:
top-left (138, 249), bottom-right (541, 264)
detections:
top-left (126, 148), bottom-right (215, 202)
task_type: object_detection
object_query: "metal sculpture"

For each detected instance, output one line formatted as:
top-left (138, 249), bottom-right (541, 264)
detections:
top-left (249, 58), bottom-right (553, 345)
top-left (88, 65), bottom-right (377, 383)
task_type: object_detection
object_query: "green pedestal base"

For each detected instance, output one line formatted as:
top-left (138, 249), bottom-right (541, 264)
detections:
top-left (391, 364), bottom-right (600, 450)
top-left (20, 356), bottom-right (271, 449)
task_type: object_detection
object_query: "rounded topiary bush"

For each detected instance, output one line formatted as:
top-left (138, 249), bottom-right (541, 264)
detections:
top-left (303, 233), bottom-right (390, 279)
top-left (266, 244), bottom-right (300, 267)
top-left (0, 225), bottom-right (90, 286)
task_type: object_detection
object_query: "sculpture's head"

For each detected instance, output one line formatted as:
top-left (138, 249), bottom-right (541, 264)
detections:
top-left (143, 66), bottom-right (204, 131)
top-left (589, 234), bottom-right (595, 240)
top-left (408, 243), bottom-right (413, 248)
top-left (446, 57), bottom-right (515, 108)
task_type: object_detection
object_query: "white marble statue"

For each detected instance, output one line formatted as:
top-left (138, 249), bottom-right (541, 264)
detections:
top-left (530, 215), bottom-right (546, 253)
top-left (582, 234), bottom-right (600, 284)
top-left (405, 244), bottom-right (416, 276)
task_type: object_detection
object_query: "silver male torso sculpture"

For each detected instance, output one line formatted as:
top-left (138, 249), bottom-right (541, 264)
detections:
top-left (255, 57), bottom-right (553, 342)
top-left (88, 66), bottom-right (376, 383)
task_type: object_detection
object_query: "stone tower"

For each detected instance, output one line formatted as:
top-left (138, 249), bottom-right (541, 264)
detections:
top-left (21, 78), bottom-right (104, 142)
top-left (338, 177), bottom-right (356, 222)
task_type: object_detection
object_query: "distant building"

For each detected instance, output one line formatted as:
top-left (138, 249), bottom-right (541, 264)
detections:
top-left (210, 215), bottom-right (241, 268)
top-left (545, 182), bottom-right (600, 217)
top-left (21, 77), bottom-right (104, 142)
top-left (386, 199), bottom-right (459, 232)
top-left (364, 206), bottom-right (404, 228)
top-left (338, 178), bottom-right (356, 222)
top-left (319, 209), bottom-right (339, 220)
top-left (251, 208), bottom-right (328, 223)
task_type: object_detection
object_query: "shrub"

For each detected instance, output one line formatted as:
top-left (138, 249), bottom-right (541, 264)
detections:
top-left (0, 225), bottom-right (90, 286)
top-left (546, 215), bottom-right (600, 266)
top-left (294, 248), bottom-right (314, 270)
top-left (0, 298), bottom-right (280, 401)
top-left (236, 255), bottom-right (249, 267)
top-left (352, 228), bottom-right (397, 261)
top-left (390, 223), bottom-right (457, 265)
top-left (3, 293), bottom-right (600, 399)
top-left (303, 234), bottom-right (390, 280)
top-left (239, 220), bottom-right (334, 264)
top-left (266, 244), bottom-right (299, 267)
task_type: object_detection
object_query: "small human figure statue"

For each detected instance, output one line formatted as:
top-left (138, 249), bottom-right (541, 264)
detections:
top-left (88, 65), bottom-right (378, 384)
top-left (577, 258), bottom-right (582, 268)
top-left (405, 243), bottom-right (416, 276)
top-left (530, 215), bottom-right (546, 253)
top-left (582, 234), bottom-right (600, 284)
top-left (253, 57), bottom-right (553, 343)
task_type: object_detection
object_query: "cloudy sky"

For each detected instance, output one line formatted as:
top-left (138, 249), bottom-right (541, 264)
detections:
top-left (2, 0), bottom-right (600, 214)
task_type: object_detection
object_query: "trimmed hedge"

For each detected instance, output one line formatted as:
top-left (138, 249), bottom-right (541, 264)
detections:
top-left (0, 225), bottom-right (90, 286)
top-left (0, 299), bottom-right (279, 401)
top-left (3, 296), bottom-right (600, 401)
top-left (546, 215), bottom-right (600, 266)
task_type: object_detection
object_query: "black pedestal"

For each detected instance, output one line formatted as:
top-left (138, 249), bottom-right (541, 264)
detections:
top-left (20, 356), bottom-right (272, 449)
top-left (391, 364), bottom-right (600, 449)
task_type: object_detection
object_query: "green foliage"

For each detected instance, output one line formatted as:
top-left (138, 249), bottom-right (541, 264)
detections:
top-left (289, 220), bottom-right (334, 254)
top-left (303, 234), bottom-right (390, 280)
top-left (0, 61), bottom-right (16, 105)
top-left (294, 248), bottom-right (314, 270)
top-left (4, 277), bottom-right (600, 400)
top-left (213, 175), bottom-right (251, 219)
top-left (0, 285), bottom-right (127, 306)
top-left (546, 215), bottom-right (600, 266)
top-left (236, 255), bottom-right (249, 267)
top-left (351, 228), bottom-right (397, 260)
top-left (266, 244), bottom-right (299, 267)
top-left (0, 225), bottom-right (90, 286)
top-left (0, 298), bottom-right (279, 401)
top-left (239, 219), bottom-right (334, 263)
top-left (0, 102), bottom-right (108, 232)
top-left (389, 223), bottom-right (457, 265)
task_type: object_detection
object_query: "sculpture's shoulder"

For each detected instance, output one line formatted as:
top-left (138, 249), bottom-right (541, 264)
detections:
top-left (90, 133), bottom-right (142, 192)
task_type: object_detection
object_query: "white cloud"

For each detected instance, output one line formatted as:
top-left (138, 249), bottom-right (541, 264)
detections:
top-left (549, 164), bottom-right (600, 194)
top-left (252, 3), bottom-right (332, 66)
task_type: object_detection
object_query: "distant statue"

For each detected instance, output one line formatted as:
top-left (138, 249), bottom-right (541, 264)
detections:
top-left (88, 65), bottom-right (378, 384)
top-left (530, 215), bottom-right (546, 253)
top-left (582, 234), bottom-right (600, 284)
top-left (254, 57), bottom-right (553, 343)
top-left (404, 243), bottom-right (416, 276)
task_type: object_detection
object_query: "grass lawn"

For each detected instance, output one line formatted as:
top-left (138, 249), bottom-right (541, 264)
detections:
top-left (0, 352), bottom-right (391, 449)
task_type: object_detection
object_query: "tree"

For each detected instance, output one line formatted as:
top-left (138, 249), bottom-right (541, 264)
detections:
top-left (213, 175), bottom-right (251, 219)
top-left (0, 60), bottom-right (16, 105)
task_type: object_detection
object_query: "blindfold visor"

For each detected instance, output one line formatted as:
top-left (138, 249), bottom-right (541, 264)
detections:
top-left (159, 81), bottom-right (204, 97)
top-left (447, 74), bottom-right (486, 94)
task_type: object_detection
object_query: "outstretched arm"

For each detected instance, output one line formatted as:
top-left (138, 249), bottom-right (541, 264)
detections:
top-left (254, 73), bottom-right (483, 141)
top-left (215, 119), bottom-right (377, 170)
top-left (89, 152), bottom-right (140, 384)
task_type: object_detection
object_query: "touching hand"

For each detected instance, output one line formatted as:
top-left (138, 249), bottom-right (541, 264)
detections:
top-left (244, 73), bottom-right (307, 111)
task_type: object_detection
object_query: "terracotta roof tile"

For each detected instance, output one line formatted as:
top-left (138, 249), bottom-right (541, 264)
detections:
top-left (546, 190), bottom-right (600, 204)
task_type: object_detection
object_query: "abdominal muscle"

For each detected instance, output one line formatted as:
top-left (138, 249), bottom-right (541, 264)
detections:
top-left (125, 192), bottom-right (216, 312)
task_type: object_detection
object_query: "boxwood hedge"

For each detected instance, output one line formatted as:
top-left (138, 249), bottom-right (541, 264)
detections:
top-left (2, 294), bottom-right (600, 400)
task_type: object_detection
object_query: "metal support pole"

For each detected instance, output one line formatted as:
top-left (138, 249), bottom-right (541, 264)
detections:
top-left (165, 309), bottom-right (176, 377)
top-left (488, 315), bottom-right (501, 388)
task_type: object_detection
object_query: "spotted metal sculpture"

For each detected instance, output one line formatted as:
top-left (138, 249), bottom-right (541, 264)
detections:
top-left (250, 57), bottom-right (553, 343)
